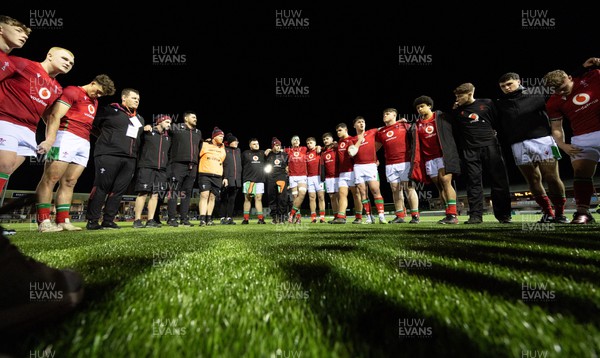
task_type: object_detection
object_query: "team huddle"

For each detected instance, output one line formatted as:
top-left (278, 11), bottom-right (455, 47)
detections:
top-left (1, 16), bottom-right (599, 233)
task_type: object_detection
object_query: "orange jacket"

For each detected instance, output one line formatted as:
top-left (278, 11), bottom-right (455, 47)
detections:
top-left (198, 141), bottom-right (226, 176)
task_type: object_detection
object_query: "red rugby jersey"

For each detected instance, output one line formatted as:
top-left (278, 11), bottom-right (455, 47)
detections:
top-left (0, 56), bottom-right (62, 131)
top-left (56, 86), bottom-right (98, 141)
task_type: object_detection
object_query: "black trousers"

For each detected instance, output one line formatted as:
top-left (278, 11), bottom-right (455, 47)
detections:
top-left (86, 155), bottom-right (136, 222)
top-left (217, 186), bottom-right (239, 218)
top-left (462, 144), bottom-right (512, 220)
top-left (167, 162), bottom-right (197, 221)
top-left (267, 178), bottom-right (288, 219)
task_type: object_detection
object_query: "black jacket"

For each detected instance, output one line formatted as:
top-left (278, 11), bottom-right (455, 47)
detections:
top-left (168, 123), bottom-right (202, 164)
top-left (138, 129), bottom-right (171, 170)
top-left (93, 103), bottom-right (145, 158)
top-left (495, 87), bottom-right (551, 144)
top-left (222, 146), bottom-right (242, 187)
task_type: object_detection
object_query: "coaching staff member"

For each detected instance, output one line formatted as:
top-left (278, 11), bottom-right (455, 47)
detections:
top-left (452, 83), bottom-right (512, 224)
top-left (166, 111), bottom-right (202, 227)
top-left (86, 88), bottom-right (145, 230)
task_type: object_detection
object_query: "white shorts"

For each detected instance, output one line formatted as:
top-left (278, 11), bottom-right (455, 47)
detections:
top-left (571, 130), bottom-right (600, 162)
top-left (0, 120), bottom-right (37, 156)
top-left (325, 177), bottom-right (339, 193)
top-left (289, 175), bottom-right (307, 189)
top-left (338, 171), bottom-right (355, 188)
top-left (385, 162), bottom-right (410, 183)
top-left (353, 163), bottom-right (378, 185)
top-left (243, 181), bottom-right (265, 195)
top-left (307, 175), bottom-right (324, 193)
top-left (47, 131), bottom-right (90, 167)
top-left (511, 136), bottom-right (560, 166)
top-left (425, 157), bottom-right (445, 178)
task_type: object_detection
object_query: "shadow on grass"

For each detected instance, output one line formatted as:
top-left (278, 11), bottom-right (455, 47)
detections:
top-left (405, 238), bottom-right (600, 279)
top-left (385, 226), bottom-right (600, 251)
top-left (279, 261), bottom-right (487, 357)
top-left (400, 259), bottom-right (600, 328)
top-left (0, 255), bottom-right (166, 357)
top-left (311, 244), bottom-right (358, 252)
top-left (357, 237), bottom-right (600, 328)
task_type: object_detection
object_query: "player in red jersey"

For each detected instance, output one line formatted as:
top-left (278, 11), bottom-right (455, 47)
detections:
top-left (350, 116), bottom-right (387, 224)
top-left (0, 15), bottom-right (30, 236)
top-left (34, 75), bottom-right (116, 232)
top-left (0, 46), bottom-right (74, 200)
top-left (331, 123), bottom-right (363, 224)
top-left (321, 132), bottom-right (339, 222)
top-left (544, 58), bottom-right (600, 224)
top-left (285, 135), bottom-right (309, 223)
top-left (305, 137), bottom-right (326, 223)
top-left (0, 15), bottom-right (84, 333)
top-left (0, 15), bottom-right (30, 81)
top-left (410, 96), bottom-right (461, 224)
top-left (375, 108), bottom-right (420, 224)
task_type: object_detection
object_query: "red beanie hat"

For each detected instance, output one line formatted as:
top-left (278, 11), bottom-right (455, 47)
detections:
top-left (155, 115), bottom-right (172, 125)
top-left (212, 127), bottom-right (224, 138)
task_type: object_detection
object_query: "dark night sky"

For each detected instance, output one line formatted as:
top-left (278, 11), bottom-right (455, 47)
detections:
top-left (2, 5), bottom-right (597, 197)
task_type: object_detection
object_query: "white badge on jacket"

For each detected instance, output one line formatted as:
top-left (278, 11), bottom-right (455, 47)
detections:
top-left (126, 115), bottom-right (143, 138)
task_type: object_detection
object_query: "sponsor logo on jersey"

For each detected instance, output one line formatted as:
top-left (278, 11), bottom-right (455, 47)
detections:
top-left (572, 93), bottom-right (591, 105)
top-left (39, 87), bottom-right (51, 100)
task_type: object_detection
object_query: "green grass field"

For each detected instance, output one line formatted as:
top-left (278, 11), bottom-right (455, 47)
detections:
top-left (2, 214), bottom-right (600, 357)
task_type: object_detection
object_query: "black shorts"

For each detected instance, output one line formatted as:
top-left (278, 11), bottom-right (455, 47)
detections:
top-left (197, 175), bottom-right (222, 195)
top-left (135, 168), bottom-right (167, 193)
